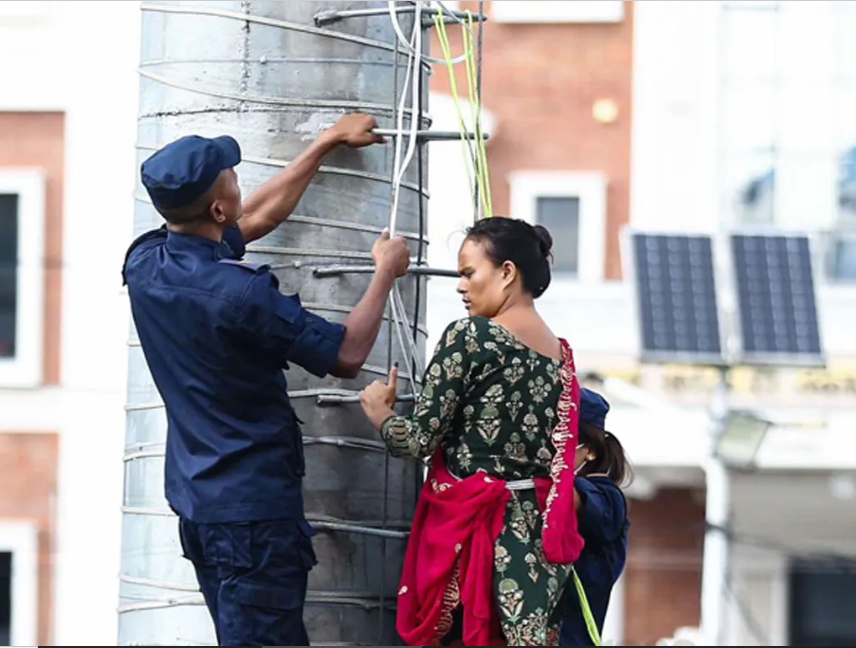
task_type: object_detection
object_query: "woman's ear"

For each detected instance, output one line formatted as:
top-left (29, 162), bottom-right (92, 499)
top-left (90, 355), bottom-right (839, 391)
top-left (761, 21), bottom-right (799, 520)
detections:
top-left (501, 260), bottom-right (517, 287)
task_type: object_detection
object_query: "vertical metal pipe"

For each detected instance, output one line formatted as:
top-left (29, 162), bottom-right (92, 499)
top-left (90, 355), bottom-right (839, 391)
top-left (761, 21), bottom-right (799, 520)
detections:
top-left (121, 2), bottom-right (428, 644)
top-left (474, 0), bottom-right (485, 222)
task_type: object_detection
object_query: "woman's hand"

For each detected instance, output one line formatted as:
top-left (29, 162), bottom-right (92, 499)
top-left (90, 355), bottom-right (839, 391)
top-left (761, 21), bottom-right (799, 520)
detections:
top-left (361, 365), bottom-right (398, 409)
top-left (360, 365), bottom-right (399, 429)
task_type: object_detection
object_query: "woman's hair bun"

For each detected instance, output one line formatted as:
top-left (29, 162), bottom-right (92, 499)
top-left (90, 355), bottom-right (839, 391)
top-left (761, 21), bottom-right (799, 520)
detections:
top-left (533, 224), bottom-right (553, 258)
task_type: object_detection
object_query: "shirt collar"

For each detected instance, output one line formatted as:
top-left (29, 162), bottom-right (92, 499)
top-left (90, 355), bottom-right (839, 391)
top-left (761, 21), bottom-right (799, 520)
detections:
top-left (166, 231), bottom-right (234, 260)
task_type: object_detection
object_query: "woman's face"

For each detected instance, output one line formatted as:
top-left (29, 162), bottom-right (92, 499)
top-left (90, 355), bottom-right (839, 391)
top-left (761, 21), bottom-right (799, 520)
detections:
top-left (457, 238), bottom-right (513, 318)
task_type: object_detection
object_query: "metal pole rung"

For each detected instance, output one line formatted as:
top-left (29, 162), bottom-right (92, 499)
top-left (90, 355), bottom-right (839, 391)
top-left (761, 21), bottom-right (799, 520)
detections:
top-left (307, 519), bottom-right (411, 540)
top-left (424, 12), bottom-right (488, 27)
top-left (373, 128), bottom-right (490, 142)
top-left (317, 393), bottom-right (416, 406)
top-left (314, 264), bottom-right (459, 279)
top-left (314, 6), bottom-right (487, 28)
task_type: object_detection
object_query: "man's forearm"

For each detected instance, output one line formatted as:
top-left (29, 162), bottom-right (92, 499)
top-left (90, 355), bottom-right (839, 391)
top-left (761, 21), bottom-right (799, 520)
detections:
top-left (239, 130), bottom-right (341, 244)
top-left (333, 268), bottom-right (397, 378)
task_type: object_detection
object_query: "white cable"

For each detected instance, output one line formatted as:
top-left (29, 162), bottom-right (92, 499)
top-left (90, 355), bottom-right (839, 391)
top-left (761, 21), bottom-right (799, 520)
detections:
top-left (393, 284), bottom-right (424, 378)
top-left (388, 1), bottom-right (421, 236)
top-left (387, 1), bottom-right (475, 66)
top-left (390, 11), bottom-right (422, 236)
top-left (387, 4), bottom-right (415, 231)
top-left (389, 288), bottom-right (419, 398)
top-left (387, 3), bottom-right (429, 396)
top-left (389, 0), bottom-right (480, 236)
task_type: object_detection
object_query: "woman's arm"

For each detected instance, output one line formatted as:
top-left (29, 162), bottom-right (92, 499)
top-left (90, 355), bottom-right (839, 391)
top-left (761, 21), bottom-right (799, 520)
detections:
top-left (575, 477), bottom-right (628, 544)
top-left (361, 318), bottom-right (477, 460)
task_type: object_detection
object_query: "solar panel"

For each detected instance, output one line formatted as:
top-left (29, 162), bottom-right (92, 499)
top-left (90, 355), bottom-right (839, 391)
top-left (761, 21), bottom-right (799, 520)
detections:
top-left (731, 234), bottom-right (824, 366)
top-left (631, 233), bottom-right (725, 365)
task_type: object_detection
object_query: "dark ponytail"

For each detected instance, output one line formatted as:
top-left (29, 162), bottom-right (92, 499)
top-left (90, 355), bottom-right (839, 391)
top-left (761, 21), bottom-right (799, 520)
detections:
top-left (578, 423), bottom-right (633, 488)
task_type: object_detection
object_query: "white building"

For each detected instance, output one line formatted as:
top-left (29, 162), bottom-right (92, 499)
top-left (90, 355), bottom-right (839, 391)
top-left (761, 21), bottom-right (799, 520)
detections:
top-left (430, 2), bottom-right (856, 645)
top-left (0, 1), bottom-right (140, 645)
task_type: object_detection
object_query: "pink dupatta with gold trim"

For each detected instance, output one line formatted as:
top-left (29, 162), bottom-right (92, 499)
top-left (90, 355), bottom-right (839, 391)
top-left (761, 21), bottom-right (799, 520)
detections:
top-left (539, 338), bottom-right (585, 564)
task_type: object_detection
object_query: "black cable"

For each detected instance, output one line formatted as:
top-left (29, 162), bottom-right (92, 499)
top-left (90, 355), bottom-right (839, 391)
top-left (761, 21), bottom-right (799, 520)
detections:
top-left (411, 4), bottom-right (428, 510)
top-left (378, 10), bottom-right (403, 641)
top-left (707, 522), bottom-right (856, 565)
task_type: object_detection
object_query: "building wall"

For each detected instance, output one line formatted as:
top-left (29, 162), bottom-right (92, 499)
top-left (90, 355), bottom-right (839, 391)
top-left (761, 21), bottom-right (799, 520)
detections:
top-left (0, 2), bottom-right (141, 644)
top-left (624, 488), bottom-right (706, 645)
top-left (430, 1), bottom-right (634, 280)
top-left (0, 432), bottom-right (58, 646)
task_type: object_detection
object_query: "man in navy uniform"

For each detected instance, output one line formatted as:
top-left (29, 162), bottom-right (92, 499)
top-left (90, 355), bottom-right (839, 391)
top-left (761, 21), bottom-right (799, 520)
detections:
top-left (122, 113), bottom-right (410, 646)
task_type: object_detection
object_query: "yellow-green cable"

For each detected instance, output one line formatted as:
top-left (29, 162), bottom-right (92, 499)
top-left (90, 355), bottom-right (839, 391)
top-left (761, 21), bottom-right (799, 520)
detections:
top-left (434, 11), bottom-right (493, 220)
top-left (461, 15), bottom-right (483, 216)
top-left (573, 567), bottom-right (603, 646)
top-left (434, 13), bottom-right (478, 214)
top-left (464, 10), bottom-right (493, 219)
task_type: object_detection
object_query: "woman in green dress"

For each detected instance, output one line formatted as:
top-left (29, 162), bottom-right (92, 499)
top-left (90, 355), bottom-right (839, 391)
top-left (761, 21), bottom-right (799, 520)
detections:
top-left (361, 217), bottom-right (585, 647)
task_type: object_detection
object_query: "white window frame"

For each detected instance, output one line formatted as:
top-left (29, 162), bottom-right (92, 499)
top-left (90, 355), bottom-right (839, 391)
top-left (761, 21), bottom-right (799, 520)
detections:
top-left (490, 1), bottom-right (625, 24)
top-left (0, 521), bottom-right (39, 647)
top-left (509, 171), bottom-right (608, 283)
top-left (0, 170), bottom-right (46, 388)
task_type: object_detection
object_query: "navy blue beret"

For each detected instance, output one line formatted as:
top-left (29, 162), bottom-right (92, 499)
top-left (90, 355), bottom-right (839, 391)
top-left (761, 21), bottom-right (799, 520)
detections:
top-left (580, 387), bottom-right (610, 430)
top-left (141, 135), bottom-right (241, 211)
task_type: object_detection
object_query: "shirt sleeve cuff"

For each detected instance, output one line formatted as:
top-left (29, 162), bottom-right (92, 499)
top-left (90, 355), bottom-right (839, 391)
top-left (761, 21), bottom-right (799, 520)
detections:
top-left (289, 315), bottom-right (347, 378)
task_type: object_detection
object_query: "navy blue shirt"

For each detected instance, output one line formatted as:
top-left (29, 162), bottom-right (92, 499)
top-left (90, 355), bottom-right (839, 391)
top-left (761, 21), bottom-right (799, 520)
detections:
top-left (560, 477), bottom-right (629, 647)
top-left (123, 225), bottom-right (346, 524)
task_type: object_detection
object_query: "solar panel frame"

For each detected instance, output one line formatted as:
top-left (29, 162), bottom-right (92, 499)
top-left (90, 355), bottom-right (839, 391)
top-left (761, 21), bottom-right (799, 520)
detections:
top-left (625, 229), bottom-right (728, 367)
top-left (728, 231), bottom-right (826, 368)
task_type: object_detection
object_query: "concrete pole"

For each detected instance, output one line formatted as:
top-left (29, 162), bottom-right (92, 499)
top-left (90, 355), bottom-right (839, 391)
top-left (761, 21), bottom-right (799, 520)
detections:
top-left (120, 2), bottom-right (427, 644)
top-left (700, 369), bottom-right (731, 647)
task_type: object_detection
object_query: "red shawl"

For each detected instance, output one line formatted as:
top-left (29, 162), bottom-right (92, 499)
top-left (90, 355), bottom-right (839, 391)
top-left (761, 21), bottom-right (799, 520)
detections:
top-left (396, 339), bottom-right (585, 646)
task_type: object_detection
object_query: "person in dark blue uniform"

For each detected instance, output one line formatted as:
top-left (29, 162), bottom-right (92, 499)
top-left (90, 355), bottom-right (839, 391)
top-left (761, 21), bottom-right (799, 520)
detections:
top-left (560, 388), bottom-right (632, 647)
top-left (122, 113), bottom-right (411, 647)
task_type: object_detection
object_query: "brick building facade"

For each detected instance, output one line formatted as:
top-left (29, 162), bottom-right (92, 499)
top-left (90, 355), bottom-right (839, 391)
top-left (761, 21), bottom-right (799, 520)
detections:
top-left (0, 111), bottom-right (65, 646)
top-left (430, 3), bottom-right (705, 642)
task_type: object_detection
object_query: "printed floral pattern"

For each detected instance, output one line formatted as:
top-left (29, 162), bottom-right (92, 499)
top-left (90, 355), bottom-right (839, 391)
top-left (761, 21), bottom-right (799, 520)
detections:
top-left (380, 317), bottom-right (573, 645)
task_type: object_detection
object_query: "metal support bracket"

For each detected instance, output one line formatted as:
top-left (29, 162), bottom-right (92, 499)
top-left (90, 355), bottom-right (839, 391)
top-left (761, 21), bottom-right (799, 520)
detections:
top-left (314, 6), bottom-right (487, 28)
top-left (314, 264), bottom-right (459, 279)
top-left (373, 128), bottom-right (490, 142)
top-left (317, 392), bottom-right (415, 406)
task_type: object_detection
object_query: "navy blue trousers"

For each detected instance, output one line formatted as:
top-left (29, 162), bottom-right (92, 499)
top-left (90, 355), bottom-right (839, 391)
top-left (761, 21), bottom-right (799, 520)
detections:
top-left (179, 518), bottom-right (317, 646)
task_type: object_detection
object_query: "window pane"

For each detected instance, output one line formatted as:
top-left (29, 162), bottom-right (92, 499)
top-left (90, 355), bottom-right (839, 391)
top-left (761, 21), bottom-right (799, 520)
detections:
top-left (536, 197), bottom-right (579, 275)
top-left (789, 558), bottom-right (856, 645)
top-left (832, 239), bottom-right (856, 281)
top-left (721, 84), bottom-right (779, 155)
top-left (721, 153), bottom-right (777, 226)
top-left (0, 552), bottom-right (10, 647)
top-left (0, 194), bottom-right (18, 359)
top-left (832, 2), bottom-right (856, 82)
top-left (721, 5), bottom-right (781, 82)
top-left (839, 148), bottom-right (856, 223)
top-left (832, 90), bottom-right (856, 225)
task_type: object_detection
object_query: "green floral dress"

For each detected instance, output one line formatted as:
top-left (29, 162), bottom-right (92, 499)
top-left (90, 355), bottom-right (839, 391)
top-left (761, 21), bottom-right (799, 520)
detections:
top-left (380, 316), bottom-right (573, 646)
